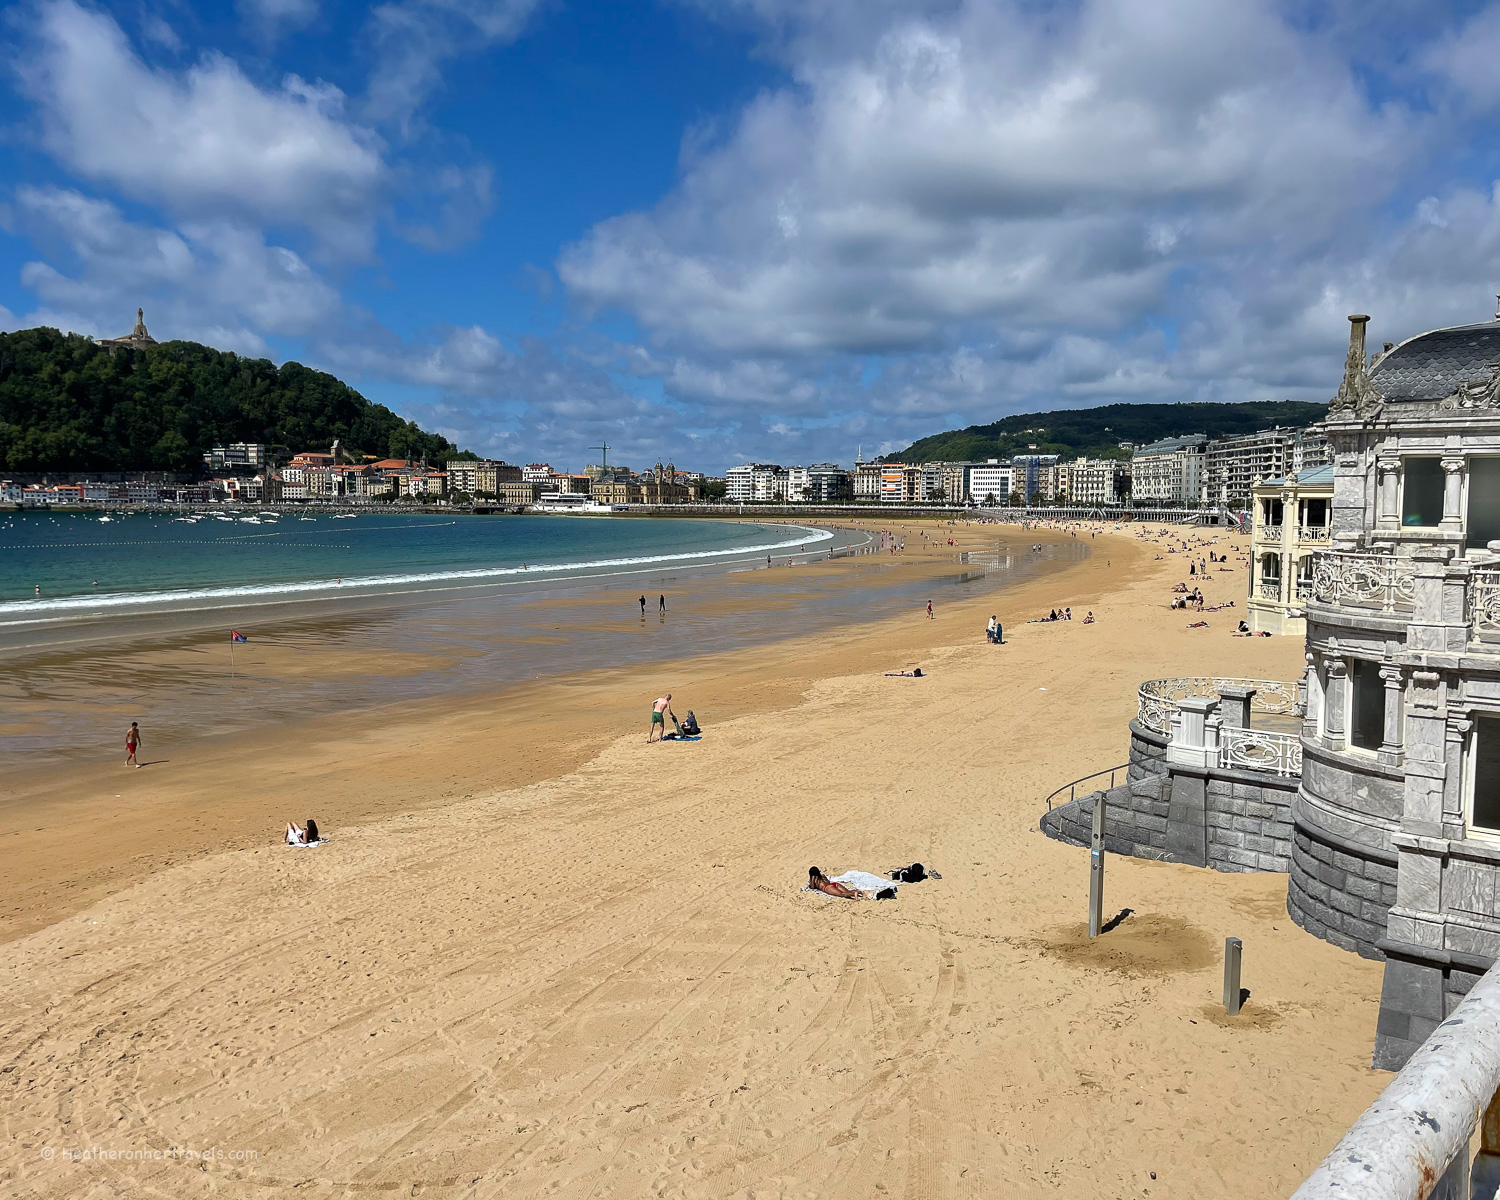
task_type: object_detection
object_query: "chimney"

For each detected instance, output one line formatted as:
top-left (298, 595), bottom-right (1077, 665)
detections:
top-left (1348, 313), bottom-right (1369, 366)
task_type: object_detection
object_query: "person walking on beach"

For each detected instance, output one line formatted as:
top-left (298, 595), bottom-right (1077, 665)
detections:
top-left (658, 594), bottom-right (666, 614)
top-left (125, 722), bottom-right (142, 768)
top-left (926, 599), bottom-right (934, 620)
top-left (639, 595), bottom-right (647, 616)
top-left (648, 693), bottom-right (675, 743)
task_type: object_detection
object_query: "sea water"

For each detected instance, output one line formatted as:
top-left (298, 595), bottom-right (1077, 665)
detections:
top-left (0, 511), bottom-right (832, 623)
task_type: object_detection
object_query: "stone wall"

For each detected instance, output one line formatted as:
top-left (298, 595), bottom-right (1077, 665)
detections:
top-left (1285, 801), bottom-right (1398, 960)
top-left (1041, 751), bottom-right (1297, 874)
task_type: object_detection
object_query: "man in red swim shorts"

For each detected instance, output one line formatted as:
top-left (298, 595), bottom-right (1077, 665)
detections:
top-left (125, 722), bottom-right (142, 768)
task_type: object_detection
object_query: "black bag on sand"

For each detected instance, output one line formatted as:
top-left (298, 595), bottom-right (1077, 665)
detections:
top-left (875, 887), bottom-right (897, 900)
top-left (890, 862), bottom-right (927, 883)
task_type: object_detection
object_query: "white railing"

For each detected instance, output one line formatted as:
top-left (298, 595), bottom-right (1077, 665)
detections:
top-left (1292, 961), bottom-right (1500, 1200)
top-left (1470, 567), bottom-right (1500, 641)
top-left (1296, 578), bottom-right (1315, 600)
top-left (1311, 550), bottom-right (1418, 613)
top-left (1136, 677), bottom-right (1302, 736)
top-left (1259, 578), bottom-right (1284, 600)
top-left (1219, 727), bottom-right (1301, 778)
top-left (1299, 524), bottom-right (1331, 542)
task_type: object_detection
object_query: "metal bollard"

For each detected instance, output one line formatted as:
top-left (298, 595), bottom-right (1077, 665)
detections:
top-left (1223, 937), bottom-right (1243, 1015)
top-left (1088, 794), bottom-right (1106, 938)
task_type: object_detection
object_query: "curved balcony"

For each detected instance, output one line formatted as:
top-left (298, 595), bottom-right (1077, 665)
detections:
top-left (1136, 676), bottom-right (1303, 736)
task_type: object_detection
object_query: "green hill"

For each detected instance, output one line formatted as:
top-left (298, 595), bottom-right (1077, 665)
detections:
top-left (888, 400), bottom-right (1329, 464)
top-left (0, 326), bottom-right (463, 473)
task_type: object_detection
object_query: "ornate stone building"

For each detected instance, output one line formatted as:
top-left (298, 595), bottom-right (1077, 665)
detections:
top-left (1301, 310), bottom-right (1500, 1068)
top-left (1247, 464), bottom-right (1333, 635)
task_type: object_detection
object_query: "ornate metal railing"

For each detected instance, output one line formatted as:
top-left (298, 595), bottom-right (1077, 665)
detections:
top-left (1311, 550), bottom-right (1417, 613)
top-left (1136, 677), bottom-right (1302, 736)
top-left (1295, 578), bottom-right (1314, 600)
top-left (1258, 578), bottom-right (1283, 600)
top-left (1298, 524), bottom-right (1331, 542)
top-left (1470, 567), bottom-right (1500, 641)
top-left (1218, 727), bottom-right (1301, 778)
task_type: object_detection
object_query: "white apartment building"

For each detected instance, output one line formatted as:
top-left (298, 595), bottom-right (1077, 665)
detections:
top-left (725, 463), bottom-right (786, 502)
top-left (521, 463), bottom-right (553, 482)
top-left (1131, 435), bottom-right (1208, 505)
top-left (853, 461), bottom-right (883, 501)
top-left (967, 461), bottom-right (1014, 506)
top-left (784, 464), bottom-right (852, 502)
top-left (1203, 426), bottom-right (1306, 507)
top-left (1070, 458), bottom-right (1132, 505)
top-left (204, 442), bottom-right (266, 469)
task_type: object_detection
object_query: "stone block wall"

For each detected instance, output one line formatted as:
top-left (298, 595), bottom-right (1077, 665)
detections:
top-left (1286, 808), bottom-right (1398, 960)
top-left (1042, 763), bottom-right (1296, 873)
top-left (1204, 776), bottom-right (1296, 873)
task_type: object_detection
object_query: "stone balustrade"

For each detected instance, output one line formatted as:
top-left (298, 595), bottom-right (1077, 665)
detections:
top-left (1311, 549), bottom-right (1417, 613)
top-left (1291, 960), bottom-right (1500, 1200)
top-left (1135, 676), bottom-right (1302, 736)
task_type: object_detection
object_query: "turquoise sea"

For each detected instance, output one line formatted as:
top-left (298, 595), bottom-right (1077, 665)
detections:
top-left (0, 510), bottom-right (832, 625)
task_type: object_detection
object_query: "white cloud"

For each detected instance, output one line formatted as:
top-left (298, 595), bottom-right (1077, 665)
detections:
top-left (15, 0), bottom-right (386, 257)
top-left (563, 0), bottom-right (1408, 360)
top-left (363, 0), bottom-right (545, 126)
top-left (238, 0), bottom-right (320, 37)
top-left (8, 186), bottom-right (340, 354)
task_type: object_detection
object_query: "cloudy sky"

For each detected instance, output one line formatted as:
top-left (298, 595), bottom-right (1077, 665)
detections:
top-left (3, 0), bottom-right (1500, 471)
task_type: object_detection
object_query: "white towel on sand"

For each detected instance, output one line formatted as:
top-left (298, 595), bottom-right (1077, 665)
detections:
top-left (828, 870), bottom-right (895, 892)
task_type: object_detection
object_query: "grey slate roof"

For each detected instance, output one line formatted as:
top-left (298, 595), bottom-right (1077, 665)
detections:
top-left (1370, 320), bottom-right (1500, 402)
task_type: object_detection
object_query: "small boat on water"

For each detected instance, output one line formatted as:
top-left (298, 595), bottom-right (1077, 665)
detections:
top-left (239, 516), bottom-right (262, 524)
top-left (98, 516), bottom-right (113, 523)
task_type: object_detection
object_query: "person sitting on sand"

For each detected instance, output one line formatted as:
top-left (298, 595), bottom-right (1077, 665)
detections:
top-left (1083, 611), bottom-right (1095, 624)
top-left (305, 818), bottom-right (321, 843)
top-left (985, 615), bottom-right (997, 642)
top-left (1238, 619), bottom-right (1250, 633)
top-left (286, 822), bottom-right (307, 846)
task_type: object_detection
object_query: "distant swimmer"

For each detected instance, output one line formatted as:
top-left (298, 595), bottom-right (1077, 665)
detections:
top-left (125, 722), bottom-right (142, 768)
top-left (34, 585), bottom-right (40, 597)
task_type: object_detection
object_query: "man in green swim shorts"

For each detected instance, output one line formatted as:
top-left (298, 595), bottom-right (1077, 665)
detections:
top-left (648, 693), bottom-right (675, 743)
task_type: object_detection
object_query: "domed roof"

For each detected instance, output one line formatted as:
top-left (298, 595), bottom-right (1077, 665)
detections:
top-left (1369, 320), bottom-right (1500, 402)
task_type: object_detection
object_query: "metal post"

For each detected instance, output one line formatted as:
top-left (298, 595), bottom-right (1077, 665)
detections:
top-left (1224, 937), bottom-right (1243, 1015)
top-left (1088, 794), bottom-right (1106, 937)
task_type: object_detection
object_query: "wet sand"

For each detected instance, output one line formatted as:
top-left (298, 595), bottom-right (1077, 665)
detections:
top-left (0, 519), bottom-right (1386, 1198)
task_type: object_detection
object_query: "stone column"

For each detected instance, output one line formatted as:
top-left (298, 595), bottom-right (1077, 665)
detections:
top-left (1302, 651), bottom-right (1322, 740)
top-left (1377, 457), bottom-right (1402, 531)
top-left (1324, 657), bottom-right (1348, 749)
top-left (1216, 683), bottom-right (1256, 731)
top-left (1166, 696), bottom-right (1219, 768)
top-left (1379, 664), bottom-right (1404, 764)
top-left (1441, 455), bottom-right (1466, 532)
top-left (1282, 488), bottom-right (1297, 603)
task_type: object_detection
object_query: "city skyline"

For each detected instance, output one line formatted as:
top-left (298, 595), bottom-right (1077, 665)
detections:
top-left (4, 2), bottom-right (1500, 473)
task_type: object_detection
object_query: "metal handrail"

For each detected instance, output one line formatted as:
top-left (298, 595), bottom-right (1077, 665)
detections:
top-left (1044, 763), bottom-right (1130, 811)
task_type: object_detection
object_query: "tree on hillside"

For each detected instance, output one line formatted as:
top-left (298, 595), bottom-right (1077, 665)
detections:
top-left (0, 327), bottom-right (463, 473)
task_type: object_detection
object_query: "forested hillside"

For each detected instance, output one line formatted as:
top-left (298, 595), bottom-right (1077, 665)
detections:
top-left (0, 327), bottom-right (461, 472)
top-left (889, 400), bottom-right (1329, 464)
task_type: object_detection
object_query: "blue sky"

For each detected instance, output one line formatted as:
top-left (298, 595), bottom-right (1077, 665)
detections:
top-left (5, 0), bottom-right (1500, 472)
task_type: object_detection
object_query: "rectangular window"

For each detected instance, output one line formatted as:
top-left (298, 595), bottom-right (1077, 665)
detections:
top-left (1473, 715), bottom-right (1500, 832)
top-left (1350, 659), bottom-right (1385, 752)
top-left (1302, 498), bottom-right (1328, 527)
top-left (1468, 458), bottom-right (1500, 550)
top-left (1403, 457), bottom-right (1445, 527)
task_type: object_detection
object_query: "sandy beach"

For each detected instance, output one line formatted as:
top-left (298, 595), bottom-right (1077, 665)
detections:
top-left (0, 518), bottom-right (1384, 1198)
